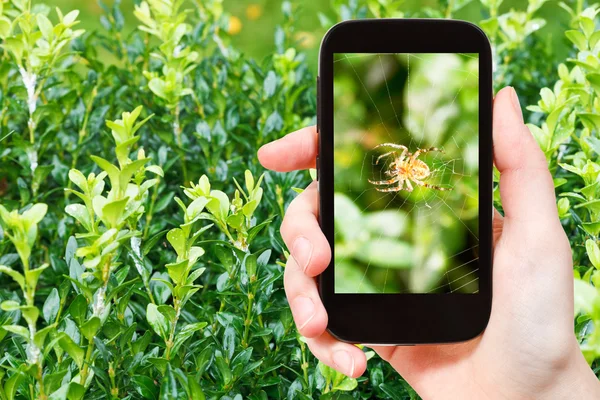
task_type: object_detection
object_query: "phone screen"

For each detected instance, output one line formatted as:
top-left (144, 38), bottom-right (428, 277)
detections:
top-left (333, 53), bottom-right (479, 294)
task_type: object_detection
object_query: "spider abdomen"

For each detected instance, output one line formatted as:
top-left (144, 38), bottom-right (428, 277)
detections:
top-left (409, 160), bottom-right (430, 180)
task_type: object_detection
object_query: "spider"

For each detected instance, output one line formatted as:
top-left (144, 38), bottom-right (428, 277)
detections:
top-left (368, 143), bottom-right (452, 193)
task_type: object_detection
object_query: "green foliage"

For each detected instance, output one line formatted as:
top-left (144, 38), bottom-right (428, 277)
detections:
top-left (0, 0), bottom-right (598, 399)
top-left (538, 4), bottom-right (600, 367)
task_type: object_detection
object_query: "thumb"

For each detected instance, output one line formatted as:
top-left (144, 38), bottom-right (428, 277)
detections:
top-left (493, 87), bottom-right (559, 226)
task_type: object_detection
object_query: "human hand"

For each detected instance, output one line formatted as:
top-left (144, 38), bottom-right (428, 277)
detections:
top-left (257, 87), bottom-right (600, 399)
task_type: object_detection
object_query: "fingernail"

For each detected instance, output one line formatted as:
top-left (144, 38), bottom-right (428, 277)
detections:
top-left (292, 236), bottom-right (313, 272)
top-left (332, 350), bottom-right (355, 377)
top-left (509, 87), bottom-right (523, 123)
top-left (292, 295), bottom-right (315, 330)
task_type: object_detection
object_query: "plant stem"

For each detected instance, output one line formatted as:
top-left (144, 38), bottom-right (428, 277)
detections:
top-left (80, 337), bottom-right (95, 385)
top-left (242, 286), bottom-right (255, 347)
top-left (299, 338), bottom-right (309, 386)
top-left (108, 362), bottom-right (118, 398)
top-left (165, 300), bottom-right (181, 360)
top-left (35, 361), bottom-right (47, 400)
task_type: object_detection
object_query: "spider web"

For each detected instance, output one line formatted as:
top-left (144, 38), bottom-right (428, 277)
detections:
top-left (333, 53), bottom-right (480, 294)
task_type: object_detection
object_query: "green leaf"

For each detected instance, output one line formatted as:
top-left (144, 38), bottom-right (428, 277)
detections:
top-left (580, 16), bottom-right (595, 38)
top-left (226, 212), bottom-right (244, 229)
top-left (159, 364), bottom-right (178, 399)
top-left (333, 376), bottom-right (358, 391)
top-left (187, 377), bottom-right (206, 400)
top-left (148, 78), bottom-right (167, 100)
top-left (20, 305), bottom-right (39, 327)
top-left (80, 317), bottom-right (101, 341)
top-left (215, 246), bottom-right (233, 270)
top-left (244, 170), bottom-right (254, 193)
top-left (67, 383), bottom-right (85, 400)
top-left (68, 294), bottom-right (88, 326)
top-left (187, 197), bottom-right (209, 220)
top-left (587, 73), bottom-right (600, 95)
top-left (318, 361), bottom-right (333, 381)
top-left (579, 113), bottom-right (600, 133)
top-left (263, 70), bottom-right (277, 97)
top-left (171, 322), bottom-right (207, 356)
top-left (575, 278), bottom-right (599, 315)
top-left (58, 333), bottom-right (85, 369)
top-left (36, 14), bottom-right (54, 39)
top-left (167, 228), bottom-right (186, 258)
top-left (223, 325), bottom-right (236, 361)
top-left (586, 239), bottom-right (600, 269)
top-left (43, 288), bottom-right (60, 324)
top-left (22, 203), bottom-right (48, 225)
top-left (48, 382), bottom-right (86, 400)
top-left (242, 200), bottom-right (257, 217)
top-left (131, 375), bottom-right (159, 399)
top-left (166, 260), bottom-right (187, 285)
top-left (215, 355), bottom-right (232, 384)
top-left (207, 190), bottom-right (230, 220)
top-left (0, 300), bottom-right (20, 311)
top-left (245, 253), bottom-right (257, 277)
top-left (264, 111), bottom-right (283, 134)
top-left (65, 204), bottom-right (92, 231)
top-left (146, 303), bottom-right (168, 340)
top-left (4, 365), bottom-right (27, 400)
top-left (527, 123), bottom-right (550, 152)
top-left (102, 198), bottom-right (128, 228)
top-left (119, 159), bottom-right (151, 189)
top-left (566, 30), bottom-right (587, 51)
top-left (582, 222), bottom-right (600, 236)
top-left (90, 156), bottom-right (120, 189)
top-left (2, 325), bottom-right (30, 340)
top-left (0, 265), bottom-right (24, 290)
top-left (25, 263), bottom-right (49, 293)
top-left (146, 165), bottom-right (164, 177)
top-left (188, 246), bottom-right (204, 265)
top-left (63, 10), bottom-right (80, 26)
top-left (591, 30), bottom-right (600, 49)
top-left (34, 324), bottom-right (56, 349)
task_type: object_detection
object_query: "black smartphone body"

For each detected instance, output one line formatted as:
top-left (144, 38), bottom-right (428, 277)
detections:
top-left (317, 19), bottom-right (493, 344)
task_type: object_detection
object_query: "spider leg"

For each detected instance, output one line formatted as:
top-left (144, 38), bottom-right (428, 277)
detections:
top-left (405, 179), bottom-right (414, 192)
top-left (373, 143), bottom-right (409, 152)
top-left (412, 178), bottom-right (452, 191)
top-left (373, 178), bottom-right (405, 192)
top-left (375, 151), bottom-right (396, 165)
top-left (410, 147), bottom-right (444, 162)
top-left (423, 183), bottom-right (452, 191)
top-left (368, 175), bottom-right (402, 186)
top-left (374, 144), bottom-right (408, 164)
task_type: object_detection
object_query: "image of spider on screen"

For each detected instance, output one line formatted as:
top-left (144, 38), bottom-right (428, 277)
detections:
top-left (333, 53), bottom-right (479, 294)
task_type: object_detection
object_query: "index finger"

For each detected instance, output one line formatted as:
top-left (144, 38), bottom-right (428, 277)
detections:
top-left (258, 126), bottom-right (318, 172)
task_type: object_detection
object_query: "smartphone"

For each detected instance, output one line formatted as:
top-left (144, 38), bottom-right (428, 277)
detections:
top-left (317, 19), bottom-right (493, 344)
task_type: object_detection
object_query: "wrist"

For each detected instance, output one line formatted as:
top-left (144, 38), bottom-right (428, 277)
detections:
top-left (538, 347), bottom-right (600, 400)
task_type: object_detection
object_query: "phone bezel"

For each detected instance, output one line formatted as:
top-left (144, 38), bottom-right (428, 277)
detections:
top-left (317, 19), bottom-right (493, 344)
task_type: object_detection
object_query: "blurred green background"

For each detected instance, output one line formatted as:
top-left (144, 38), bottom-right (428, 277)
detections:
top-left (333, 53), bottom-right (479, 294)
top-left (56, 0), bottom-right (578, 73)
